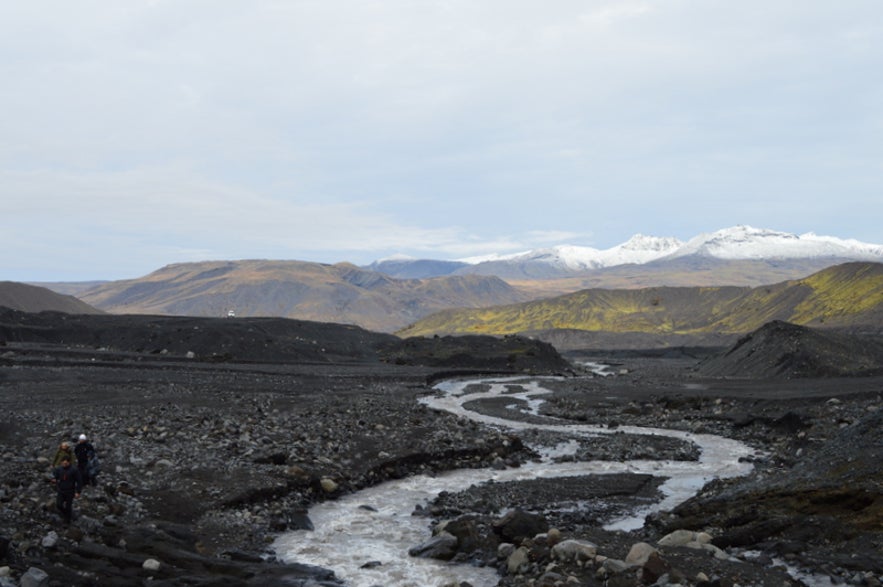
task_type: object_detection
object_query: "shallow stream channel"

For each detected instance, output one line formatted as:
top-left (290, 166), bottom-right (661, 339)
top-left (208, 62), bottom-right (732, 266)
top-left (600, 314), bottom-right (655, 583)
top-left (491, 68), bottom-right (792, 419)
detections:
top-left (273, 374), bottom-right (759, 586)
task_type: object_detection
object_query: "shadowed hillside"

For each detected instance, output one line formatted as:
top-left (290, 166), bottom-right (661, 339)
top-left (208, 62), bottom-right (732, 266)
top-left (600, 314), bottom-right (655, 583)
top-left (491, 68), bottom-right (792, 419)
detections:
top-left (0, 308), bottom-right (397, 363)
top-left (378, 334), bottom-right (573, 373)
top-left (75, 260), bottom-right (530, 333)
top-left (0, 281), bottom-right (102, 315)
top-left (0, 308), bottom-right (571, 373)
top-left (398, 262), bottom-right (883, 341)
top-left (695, 320), bottom-right (883, 379)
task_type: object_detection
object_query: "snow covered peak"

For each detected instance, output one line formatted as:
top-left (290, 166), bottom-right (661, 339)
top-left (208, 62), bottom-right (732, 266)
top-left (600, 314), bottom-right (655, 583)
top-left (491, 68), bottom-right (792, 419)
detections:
top-left (669, 225), bottom-right (883, 260)
top-left (449, 226), bottom-right (883, 275)
top-left (619, 234), bottom-right (684, 252)
top-left (459, 235), bottom-right (682, 269)
top-left (458, 250), bottom-right (534, 264)
top-left (494, 246), bottom-right (607, 270)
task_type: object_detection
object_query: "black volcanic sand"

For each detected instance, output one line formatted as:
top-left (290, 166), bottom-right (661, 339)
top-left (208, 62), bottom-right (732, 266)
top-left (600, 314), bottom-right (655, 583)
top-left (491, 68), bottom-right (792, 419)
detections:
top-left (0, 317), bottom-right (882, 586)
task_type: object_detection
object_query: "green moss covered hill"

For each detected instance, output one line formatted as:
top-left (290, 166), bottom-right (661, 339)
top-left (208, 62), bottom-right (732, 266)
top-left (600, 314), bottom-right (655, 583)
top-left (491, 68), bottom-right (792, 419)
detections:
top-left (397, 262), bottom-right (883, 338)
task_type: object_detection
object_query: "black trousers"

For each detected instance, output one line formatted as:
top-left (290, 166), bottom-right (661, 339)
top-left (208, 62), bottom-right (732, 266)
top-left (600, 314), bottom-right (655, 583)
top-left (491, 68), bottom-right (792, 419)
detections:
top-left (56, 491), bottom-right (75, 522)
top-left (78, 464), bottom-right (94, 486)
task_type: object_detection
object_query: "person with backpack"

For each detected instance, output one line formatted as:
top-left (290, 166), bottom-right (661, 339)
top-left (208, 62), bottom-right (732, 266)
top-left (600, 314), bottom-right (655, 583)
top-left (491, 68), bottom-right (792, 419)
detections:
top-left (74, 434), bottom-right (99, 487)
top-left (52, 455), bottom-right (82, 524)
top-left (51, 440), bottom-right (74, 468)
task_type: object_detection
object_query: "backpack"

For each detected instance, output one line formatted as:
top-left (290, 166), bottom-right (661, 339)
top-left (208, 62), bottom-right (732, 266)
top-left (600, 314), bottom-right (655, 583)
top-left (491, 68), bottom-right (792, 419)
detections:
top-left (87, 451), bottom-right (101, 477)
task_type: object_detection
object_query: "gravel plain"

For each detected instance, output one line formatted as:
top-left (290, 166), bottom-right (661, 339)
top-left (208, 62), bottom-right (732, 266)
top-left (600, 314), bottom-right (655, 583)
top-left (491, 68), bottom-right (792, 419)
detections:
top-left (1, 313), bottom-right (881, 587)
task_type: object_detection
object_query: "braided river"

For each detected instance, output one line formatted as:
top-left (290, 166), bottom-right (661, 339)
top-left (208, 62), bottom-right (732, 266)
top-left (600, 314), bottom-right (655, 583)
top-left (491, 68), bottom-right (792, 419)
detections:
top-left (273, 375), bottom-right (758, 586)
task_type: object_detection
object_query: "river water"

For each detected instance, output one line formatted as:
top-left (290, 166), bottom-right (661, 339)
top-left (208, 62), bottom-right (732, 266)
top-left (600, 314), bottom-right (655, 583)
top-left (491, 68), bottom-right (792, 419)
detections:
top-left (273, 375), bottom-right (758, 587)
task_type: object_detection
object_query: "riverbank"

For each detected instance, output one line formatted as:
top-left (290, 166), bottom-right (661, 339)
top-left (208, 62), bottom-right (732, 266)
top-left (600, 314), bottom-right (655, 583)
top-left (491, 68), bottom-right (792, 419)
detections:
top-left (1, 343), bottom-right (881, 586)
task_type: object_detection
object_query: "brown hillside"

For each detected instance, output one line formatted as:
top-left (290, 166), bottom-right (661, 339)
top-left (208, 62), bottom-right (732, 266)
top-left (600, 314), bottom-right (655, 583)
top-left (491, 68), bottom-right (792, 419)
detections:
top-left (77, 260), bottom-right (529, 333)
top-left (0, 281), bottom-right (102, 315)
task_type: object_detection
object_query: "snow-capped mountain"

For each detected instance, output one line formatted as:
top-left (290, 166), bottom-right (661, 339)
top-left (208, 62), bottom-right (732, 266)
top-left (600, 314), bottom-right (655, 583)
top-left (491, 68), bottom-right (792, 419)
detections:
top-left (368, 226), bottom-right (883, 281)
top-left (666, 226), bottom-right (883, 261)
top-left (460, 235), bottom-right (683, 270)
top-left (463, 226), bottom-right (883, 269)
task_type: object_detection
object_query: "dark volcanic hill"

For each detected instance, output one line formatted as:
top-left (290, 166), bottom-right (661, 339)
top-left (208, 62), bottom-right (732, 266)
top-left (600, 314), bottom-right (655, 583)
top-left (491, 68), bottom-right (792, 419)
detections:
top-left (0, 308), bottom-right (571, 373)
top-left (378, 334), bottom-right (573, 373)
top-left (0, 308), bottom-right (397, 364)
top-left (695, 320), bottom-right (883, 379)
top-left (73, 260), bottom-right (529, 333)
top-left (0, 281), bottom-right (102, 314)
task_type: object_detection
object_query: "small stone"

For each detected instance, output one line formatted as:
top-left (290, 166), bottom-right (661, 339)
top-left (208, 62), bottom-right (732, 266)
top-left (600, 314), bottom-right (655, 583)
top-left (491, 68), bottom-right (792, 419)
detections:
top-left (40, 531), bottom-right (58, 549)
top-left (547, 527), bottom-right (562, 546)
top-left (497, 542), bottom-right (516, 559)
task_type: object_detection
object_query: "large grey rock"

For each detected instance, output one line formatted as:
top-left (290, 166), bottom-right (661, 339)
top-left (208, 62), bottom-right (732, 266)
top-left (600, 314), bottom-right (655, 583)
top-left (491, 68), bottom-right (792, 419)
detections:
top-left (551, 539), bottom-right (597, 562)
top-left (507, 546), bottom-right (530, 574)
top-left (20, 567), bottom-right (49, 587)
top-left (408, 532), bottom-right (458, 560)
top-left (625, 541), bottom-right (657, 566)
top-left (493, 509), bottom-right (548, 544)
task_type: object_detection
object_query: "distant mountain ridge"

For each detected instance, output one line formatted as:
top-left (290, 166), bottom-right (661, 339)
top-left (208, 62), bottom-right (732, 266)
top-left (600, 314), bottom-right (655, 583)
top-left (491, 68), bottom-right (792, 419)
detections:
top-left (74, 260), bottom-right (529, 333)
top-left (369, 226), bottom-right (883, 280)
top-left (20, 226), bottom-right (883, 337)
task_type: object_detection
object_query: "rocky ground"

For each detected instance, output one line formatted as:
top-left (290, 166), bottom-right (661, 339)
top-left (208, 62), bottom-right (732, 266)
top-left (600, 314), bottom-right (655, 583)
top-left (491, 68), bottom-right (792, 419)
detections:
top-left (0, 313), bottom-right (881, 587)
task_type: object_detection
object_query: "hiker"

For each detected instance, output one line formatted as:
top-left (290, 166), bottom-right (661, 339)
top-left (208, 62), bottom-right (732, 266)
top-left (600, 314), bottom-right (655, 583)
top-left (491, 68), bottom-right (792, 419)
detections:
top-left (74, 434), bottom-right (98, 487)
top-left (51, 441), bottom-right (74, 467)
top-left (52, 456), bottom-right (82, 523)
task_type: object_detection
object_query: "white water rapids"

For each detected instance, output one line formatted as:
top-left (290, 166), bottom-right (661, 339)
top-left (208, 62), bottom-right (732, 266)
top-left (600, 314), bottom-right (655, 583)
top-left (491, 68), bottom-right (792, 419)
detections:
top-left (273, 375), bottom-right (759, 587)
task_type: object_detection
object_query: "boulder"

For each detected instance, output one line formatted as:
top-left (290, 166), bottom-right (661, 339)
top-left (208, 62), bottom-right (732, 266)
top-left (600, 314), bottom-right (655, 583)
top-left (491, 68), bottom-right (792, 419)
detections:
top-left (493, 509), bottom-right (548, 544)
top-left (20, 567), bottom-right (49, 587)
top-left (438, 517), bottom-right (482, 554)
top-left (625, 541), bottom-right (657, 566)
top-left (408, 532), bottom-right (458, 560)
top-left (640, 551), bottom-right (672, 584)
top-left (507, 546), bottom-right (530, 574)
top-left (551, 539), bottom-right (598, 562)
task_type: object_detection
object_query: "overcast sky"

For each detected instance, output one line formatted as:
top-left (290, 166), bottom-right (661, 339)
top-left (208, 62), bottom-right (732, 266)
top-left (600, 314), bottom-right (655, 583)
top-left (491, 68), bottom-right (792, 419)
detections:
top-left (4, 1), bottom-right (882, 281)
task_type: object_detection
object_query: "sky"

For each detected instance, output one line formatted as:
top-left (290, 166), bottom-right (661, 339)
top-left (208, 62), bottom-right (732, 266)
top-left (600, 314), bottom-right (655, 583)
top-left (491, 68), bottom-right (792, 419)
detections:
top-left (3, 1), bottom-right (882, 282)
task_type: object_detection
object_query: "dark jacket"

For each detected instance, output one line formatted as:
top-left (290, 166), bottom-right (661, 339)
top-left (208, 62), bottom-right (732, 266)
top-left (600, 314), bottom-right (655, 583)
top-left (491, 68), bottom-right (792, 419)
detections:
top-left (74, 441), bottom-right (95, 466)
top-left (53, 464), bottom-right (82, 494)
